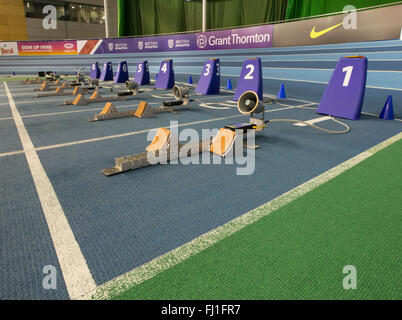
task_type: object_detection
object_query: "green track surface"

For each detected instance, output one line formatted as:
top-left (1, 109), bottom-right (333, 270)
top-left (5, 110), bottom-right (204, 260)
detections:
top-left (112, 139), bottom-right (402, 300)
top-left (0, 76), bottom-right (74, 82)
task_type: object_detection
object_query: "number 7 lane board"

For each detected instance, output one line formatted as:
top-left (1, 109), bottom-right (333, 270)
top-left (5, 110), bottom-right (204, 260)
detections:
top-left (316, 56), bottom-right (368, 120)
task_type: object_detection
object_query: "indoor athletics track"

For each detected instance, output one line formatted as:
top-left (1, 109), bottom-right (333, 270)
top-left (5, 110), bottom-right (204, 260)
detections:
top-left (0, 39), bottom-right (400, 299)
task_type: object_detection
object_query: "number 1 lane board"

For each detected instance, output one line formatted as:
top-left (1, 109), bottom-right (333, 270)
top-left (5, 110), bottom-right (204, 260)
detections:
top-left (316, 56), bottom-right (368, 120)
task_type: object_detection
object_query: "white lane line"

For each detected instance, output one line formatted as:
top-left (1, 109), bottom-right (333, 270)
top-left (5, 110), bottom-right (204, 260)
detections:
top-left (175, 72), bottom-right (402, 92)
top-left (3, 82), bottom-right (96, 299)
top-left (34, 106), bottom-right (295, 153)
top-left (294, 116), bottom-right (332, 127)
top-left (0, 94), bottom-right (232, 121)
top-left (362, 111), bottom-right (402, 122)
top-left (0, 104), bottom-right (296, 159)
top-left (84, 131), bottom-right (402, 300)
top-left (0, 150), bottom-right (25, 158)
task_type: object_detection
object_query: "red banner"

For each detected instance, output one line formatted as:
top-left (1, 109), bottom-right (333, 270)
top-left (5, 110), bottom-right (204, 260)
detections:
top-left (17, 41), bottom-right (77, 55)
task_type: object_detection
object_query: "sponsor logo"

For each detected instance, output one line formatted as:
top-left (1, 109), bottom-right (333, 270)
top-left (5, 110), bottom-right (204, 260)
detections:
top-left (197, 34), bottom-right (208, 49)
top-left (1, 47), bottom-right (14, 55)
top-left (168, 39), bottom-right (174, 49)
top-left (310, 23), bottom-right (344, 39)
top-left (197, 32), bottom-right (270, 49)
top-left (64, 43), bottom-right (74, 49)
top-left (310, 5), bottom-right (357, 39)
top-left (0, 42), bottom-right (18, 56)
top-left (108, 43), bottom-right (114, 51)
top-left (138, 41), bottom-right (144, 50)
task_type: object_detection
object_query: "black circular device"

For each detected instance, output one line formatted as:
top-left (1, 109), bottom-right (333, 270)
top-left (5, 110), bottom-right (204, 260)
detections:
top-left (125, 81), bottom-right (138, 92)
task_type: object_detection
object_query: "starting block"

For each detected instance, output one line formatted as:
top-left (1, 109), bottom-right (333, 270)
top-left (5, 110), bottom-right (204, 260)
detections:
top-left (33, 80), bottom-right (66, 91)
top-left (20, 78), bottom-right (44, 85)
top-left (145, 128), bottom-right (171, 154)
top-left (88, 101), bottom-right (154, 122)
top-left (100, 121), bottom-right (260, 176)
top-left (210, 128), bottom-right (237, 157)
top-left (33, 81), bottom-right (51, 92)
top-left (62, 90), bottom-right (126, 106)
top-left (101, 128), bottom-right (211, 176)
top-left (35, 85), bottom-right (87, 98)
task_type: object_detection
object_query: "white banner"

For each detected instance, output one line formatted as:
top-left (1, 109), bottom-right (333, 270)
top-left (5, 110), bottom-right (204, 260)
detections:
top-left (0, 42), bottom-right (19, 56)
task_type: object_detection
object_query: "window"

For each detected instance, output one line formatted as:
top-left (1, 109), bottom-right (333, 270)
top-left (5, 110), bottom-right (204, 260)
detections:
top-left (23, 0), bottom-right (104, 24)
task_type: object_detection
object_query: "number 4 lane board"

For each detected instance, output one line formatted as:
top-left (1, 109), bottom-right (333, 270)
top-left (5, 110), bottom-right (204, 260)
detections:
top-left (155, 59), bottom-right (175, 89)
top-left (316, 56), bottom-right (368, 120)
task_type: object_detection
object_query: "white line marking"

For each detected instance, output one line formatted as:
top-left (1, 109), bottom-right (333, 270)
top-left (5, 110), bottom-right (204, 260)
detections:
top-left (83, 131), bottom-right (402, 300)
top-left (175, 72), bottom-right (402, 92)
top-left (0, 94), bottom-right (232, 121)
top-left (294, 116), bottom-right (332, 127)
top-left (3, 82), bottom-right (96, 299)
top-left (90, 40), bottom-right (103, 55)
top-left (0, 105), bottom-right (296, 158)
top-left (0, 150), bottom-right (25, 158)
top-left (362, 111), bottom-right (402, 122)
top-left (34, 106), bottom-right (295, 153)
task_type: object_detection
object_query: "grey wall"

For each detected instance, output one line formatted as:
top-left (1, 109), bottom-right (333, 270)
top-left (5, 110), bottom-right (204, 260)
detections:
top-left (273, 5), bottom-right (402, 47)
top-left (26, 18), bottom-right (106, 40)
top-left (25, 0), bottom-right (118, 40)
top-left (105, 0), bottom-right (118, 38)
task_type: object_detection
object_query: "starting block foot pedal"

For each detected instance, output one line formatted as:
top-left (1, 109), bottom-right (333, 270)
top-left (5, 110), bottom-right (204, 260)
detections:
top-left (163, 100), bottom-right (184, 107)
top-left (118, 91), bottom-right (134, 97)
top-left (243, 142), bottom-right (260, 150)
top-left (101, 167), bottom-right (123, 176)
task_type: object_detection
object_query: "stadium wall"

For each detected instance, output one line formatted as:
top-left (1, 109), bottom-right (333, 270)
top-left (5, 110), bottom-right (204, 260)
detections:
top-left (1, 4), bottom-right (401, 57)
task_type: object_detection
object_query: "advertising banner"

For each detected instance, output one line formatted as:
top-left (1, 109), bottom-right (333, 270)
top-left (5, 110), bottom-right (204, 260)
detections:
top-left (273, 4), bottom-right (402, 47)
top-left (0, 42), bottom-right (19, 56)
top-left (195, 25), bottom-right (274, 51)
top-left (17, 40), bottom-right (77, 55)
top-left (78, 24), bottom-right (274, 55)
top-left (92, 33), bottom-right (196, 55)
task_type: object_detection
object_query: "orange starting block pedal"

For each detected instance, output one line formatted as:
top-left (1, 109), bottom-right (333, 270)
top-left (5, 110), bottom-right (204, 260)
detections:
top-left (88, 101), bottom-right (152, 122)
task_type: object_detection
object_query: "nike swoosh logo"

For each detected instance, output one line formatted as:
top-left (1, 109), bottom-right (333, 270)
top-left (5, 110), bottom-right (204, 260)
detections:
top-left (310, 22), bottom-right (344, 39)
